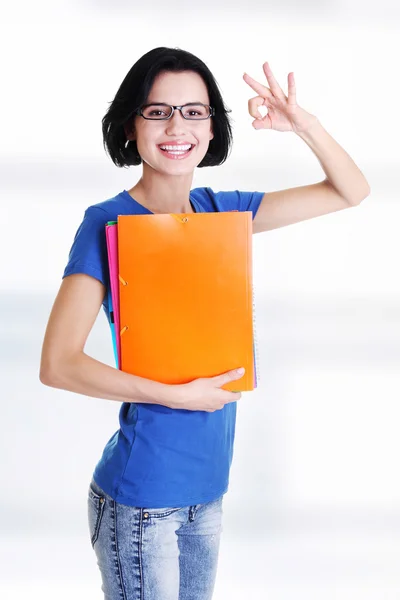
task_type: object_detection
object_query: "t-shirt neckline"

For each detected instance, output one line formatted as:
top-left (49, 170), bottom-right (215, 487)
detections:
top-left (121, 189), bottom-right (198, 214)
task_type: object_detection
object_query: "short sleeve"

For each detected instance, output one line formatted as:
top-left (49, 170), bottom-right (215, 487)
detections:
top-left (62, 206), bottom-right (110, 287)
top-left (236, 190), bottom-right (264, 218)
top-left (205, 188), bottom-right (264, 220)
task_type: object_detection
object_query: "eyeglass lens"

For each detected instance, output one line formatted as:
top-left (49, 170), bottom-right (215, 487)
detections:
top-left (142, 104), bottom-right (210, 120)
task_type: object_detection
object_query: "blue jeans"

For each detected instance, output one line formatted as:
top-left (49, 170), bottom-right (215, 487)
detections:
top-left (87, 478), bottom-right (224, 599)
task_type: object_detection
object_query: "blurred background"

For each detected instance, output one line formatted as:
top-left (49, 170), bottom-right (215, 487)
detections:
top-left (1, 0), bottom-right (399, 598)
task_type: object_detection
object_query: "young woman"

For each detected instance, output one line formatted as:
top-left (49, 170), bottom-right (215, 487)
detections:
top-left (39, 47), bottom-right (370, 600)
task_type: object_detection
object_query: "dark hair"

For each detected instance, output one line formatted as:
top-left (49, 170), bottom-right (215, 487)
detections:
top-left (102, 47), bottom-right (233, 168)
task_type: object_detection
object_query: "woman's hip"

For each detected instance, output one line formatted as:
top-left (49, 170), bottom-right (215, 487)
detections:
top-left (87, 478), bottom-right (223, 600)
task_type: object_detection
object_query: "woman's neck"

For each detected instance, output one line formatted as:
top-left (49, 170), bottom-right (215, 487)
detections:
top-left (128, 173), bottom-right (195, 214)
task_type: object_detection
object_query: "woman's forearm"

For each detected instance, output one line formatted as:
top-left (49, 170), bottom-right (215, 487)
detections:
top-left (40, 351), bottom-right (175, 406)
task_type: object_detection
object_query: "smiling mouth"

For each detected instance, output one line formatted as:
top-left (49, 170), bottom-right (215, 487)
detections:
top-left (157, 145), bottom-right (195, 159)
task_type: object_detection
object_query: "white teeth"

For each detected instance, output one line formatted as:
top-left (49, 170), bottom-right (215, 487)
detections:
top-left (159, 144), bottom-right (192, 151)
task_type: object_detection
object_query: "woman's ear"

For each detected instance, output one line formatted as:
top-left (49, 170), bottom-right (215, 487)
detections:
top-left (124, 121), bottom-right (135, 142)
top-left (209, 121), bottom-right (214, 141)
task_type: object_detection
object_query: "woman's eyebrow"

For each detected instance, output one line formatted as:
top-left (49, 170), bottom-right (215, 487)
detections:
top-left (146, 101), bottom-right (206, 105)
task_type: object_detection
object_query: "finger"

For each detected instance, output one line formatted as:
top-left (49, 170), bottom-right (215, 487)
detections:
top-left (248, 96), bottom-right (264, 119)
top-left (248, 96), bottom-right (273, 119)
top-left (225, 392), bottom-right (242, 403)
top-left (262, 62), bottom-right (287, 101)
top-left (243, 72), bottom-right (273, 99)
top-left (248, 96), bottom-right (270, 120)
top-left (248, 97), bottom-right (273, 129)
top-left (213, 368), bottom-right (244, 386)
top-left (252, 113), bottom-right (272, 130)
top-left (287, 72), bottom-right (297, 107)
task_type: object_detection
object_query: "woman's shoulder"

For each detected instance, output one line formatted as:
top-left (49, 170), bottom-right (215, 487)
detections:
top-left (83, 190), bottom-right (142, 220)
top-left (191, 186), bottom-right (238, 211)
top-left (192, 187), bottom-right (264, 217)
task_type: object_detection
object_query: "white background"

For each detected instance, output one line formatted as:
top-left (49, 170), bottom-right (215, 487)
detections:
top-left (1, 1), bottom-right (399, 598)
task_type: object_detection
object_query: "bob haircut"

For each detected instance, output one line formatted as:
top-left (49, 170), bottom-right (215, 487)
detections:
top-left (102, 47), bottom-right (233, 168)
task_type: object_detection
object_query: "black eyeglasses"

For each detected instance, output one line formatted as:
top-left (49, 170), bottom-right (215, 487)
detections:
top-left (136, 103), bottom-right (215, 121)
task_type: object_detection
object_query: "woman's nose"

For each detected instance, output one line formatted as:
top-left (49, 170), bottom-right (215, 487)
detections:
top-left (165, 108), bottom-right (187, 132)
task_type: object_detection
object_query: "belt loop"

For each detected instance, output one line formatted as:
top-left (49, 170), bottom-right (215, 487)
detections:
top-left (189, 504), bottom-right (201, 522)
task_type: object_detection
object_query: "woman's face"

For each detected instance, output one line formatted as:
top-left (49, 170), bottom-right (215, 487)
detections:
top-left (129, 70), bottom-right (214, 174)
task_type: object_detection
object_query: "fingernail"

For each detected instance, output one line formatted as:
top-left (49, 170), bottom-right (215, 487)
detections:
top-left (237, 368), bottom-right (245, 374)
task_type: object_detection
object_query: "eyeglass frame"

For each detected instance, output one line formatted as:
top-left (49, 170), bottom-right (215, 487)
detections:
top-left (135, 102), bottom-right (215, 121)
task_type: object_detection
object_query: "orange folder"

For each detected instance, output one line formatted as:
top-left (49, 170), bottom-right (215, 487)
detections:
top-left (117, 211), bottom-right (255, 392)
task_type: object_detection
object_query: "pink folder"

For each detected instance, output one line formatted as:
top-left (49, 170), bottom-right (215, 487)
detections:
top-left (105, 222), bottom-right (121, 368)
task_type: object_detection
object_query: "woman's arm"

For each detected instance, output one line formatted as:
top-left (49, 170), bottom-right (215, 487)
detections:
top-left (39, 273), bottom-right (174, 406)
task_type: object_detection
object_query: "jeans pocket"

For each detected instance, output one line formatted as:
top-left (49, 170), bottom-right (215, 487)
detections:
top-left (88, 481), bottom-right (106, 548)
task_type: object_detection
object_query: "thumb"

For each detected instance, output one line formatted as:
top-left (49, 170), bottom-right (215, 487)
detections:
top-left (213, 367), bottom-right (245, 386)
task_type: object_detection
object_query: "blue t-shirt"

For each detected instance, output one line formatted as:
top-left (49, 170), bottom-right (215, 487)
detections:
top-left (63, 187), bottom-right (264, 508)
